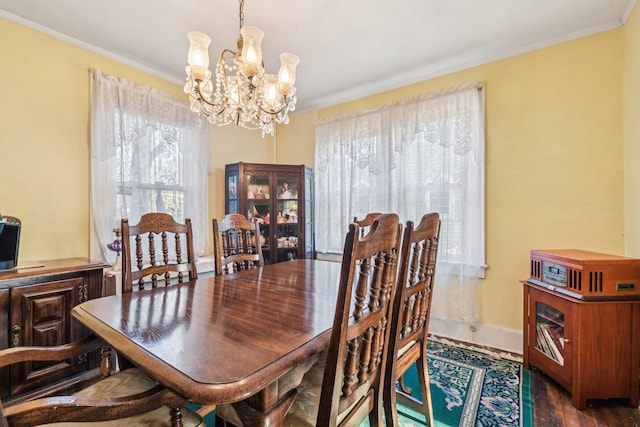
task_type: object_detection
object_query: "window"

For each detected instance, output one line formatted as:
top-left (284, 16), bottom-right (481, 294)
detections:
top-left (115, 119), bottom-right (187, 220)
top-left (89, 69), bottom-right (210, 264)
top-left (315, 82), bottom-right (485, 322)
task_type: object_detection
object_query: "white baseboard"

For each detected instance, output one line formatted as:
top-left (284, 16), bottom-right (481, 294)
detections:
top-left (315, 253), bottom-right (342, 262)
top-left (196, 255), bottom-right (216, 274)
top-left (429, 317), bottom-right (523, 356)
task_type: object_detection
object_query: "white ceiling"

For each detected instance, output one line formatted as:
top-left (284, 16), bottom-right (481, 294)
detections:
top-left (0, 0), bottom-right (635, 112)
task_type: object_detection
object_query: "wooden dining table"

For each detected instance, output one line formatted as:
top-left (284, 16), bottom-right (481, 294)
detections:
top-left (71, 258), bottom-right (342, 426)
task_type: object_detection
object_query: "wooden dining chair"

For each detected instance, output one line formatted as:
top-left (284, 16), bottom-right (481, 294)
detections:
top-left (0, 334), bottom-right (203, 426)
top-left (215, 213), bottom-right (402, 426)
top-left (384, 212), bottom-right (441, 427)
top-left (213, 213), bottom-right (264, 275)
top-left (116, 212), bottom-right (204, 424)
top-left (353, 212), bottom-right (382, 238)
top-left (121, 212), bottom-right (198, 292)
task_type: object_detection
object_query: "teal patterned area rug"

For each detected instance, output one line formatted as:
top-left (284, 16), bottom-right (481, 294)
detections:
top-left (196, 338), bottom-right (532, 427)
top-left (373, 338), bottom-right (534, 427)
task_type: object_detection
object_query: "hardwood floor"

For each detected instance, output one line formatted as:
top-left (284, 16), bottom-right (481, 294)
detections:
top-left (531, 367), bottom-right (640, 426)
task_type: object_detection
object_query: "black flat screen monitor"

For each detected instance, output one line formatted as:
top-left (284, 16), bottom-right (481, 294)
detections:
top-left (0, 216), bottom-right (21, 270)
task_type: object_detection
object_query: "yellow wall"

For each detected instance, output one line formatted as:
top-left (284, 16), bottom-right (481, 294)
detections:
top-left (275, 111), bottom-right (317, 166)
top-left (0, 18), bottom-right (184, 261)
top-left (625, 5), bottom-right (640, 257)
top-left (281, 30), bottom-right (625, 332)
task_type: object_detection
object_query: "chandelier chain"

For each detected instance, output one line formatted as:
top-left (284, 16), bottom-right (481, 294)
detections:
top-left (239, 0), bottom-right (244, 32)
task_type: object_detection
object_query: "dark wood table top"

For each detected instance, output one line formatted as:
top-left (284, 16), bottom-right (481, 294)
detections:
top-left (72, 259), bottom-right (341, 405)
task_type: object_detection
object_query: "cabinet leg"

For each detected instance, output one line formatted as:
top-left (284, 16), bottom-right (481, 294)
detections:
top-left (571, 394), bottom-right (587, 410)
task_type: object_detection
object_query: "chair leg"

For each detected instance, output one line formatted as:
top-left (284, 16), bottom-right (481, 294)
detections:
top-left (415, 353), bottom-right (435, 427)
top-left (100, 346), bottom-right (113, 378)
top-left (215, 414), bottom-right (231, 426)
top-left (398, 375), bottom-right (412, 394)
top-left (383, 371), bottom-right (400, 427)
top-left (394, 356), bottom-right (435, 427)
top-left (170, 407), bottom-right (184, 427)
top-left (369, 390), bottom-right (385, 427)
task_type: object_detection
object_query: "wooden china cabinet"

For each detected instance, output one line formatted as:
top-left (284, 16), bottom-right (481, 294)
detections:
top-left (225, 162), bottom-right (313, 264)
top-left (522, 249), bottom-right (640, 409)
top-left (0, 258), bottom-right (105, 401)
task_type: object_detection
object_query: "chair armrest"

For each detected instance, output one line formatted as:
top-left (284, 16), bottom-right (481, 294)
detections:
top-left (0, 334), bottom-right (104, 369)
top-left (4, 385), bottom-right (186, 426)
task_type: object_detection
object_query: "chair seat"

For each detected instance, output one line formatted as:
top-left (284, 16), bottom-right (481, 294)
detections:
top-left (282, 353), bottom-right (326, 427)
top-left (284, 353), bottom-right (364, 427)
top-left (42, 368), bottom-right (203, 427)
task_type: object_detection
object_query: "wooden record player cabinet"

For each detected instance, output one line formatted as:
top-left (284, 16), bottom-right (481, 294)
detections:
top-left (522, 249), bottom-right (640, 409)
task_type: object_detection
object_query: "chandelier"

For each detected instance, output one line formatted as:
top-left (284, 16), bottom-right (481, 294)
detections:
top-left (184, 0), bottom-right (300, 137)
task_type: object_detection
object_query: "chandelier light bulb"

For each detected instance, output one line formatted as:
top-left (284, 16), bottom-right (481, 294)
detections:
top-left (240, 26), bottom-right (264, 78)
top-left (187, 31), bottom-right (211, 69)
top-left (277, 53), bottom-right (299, 96)
top-left (187, 31), bottom-right (212, 81)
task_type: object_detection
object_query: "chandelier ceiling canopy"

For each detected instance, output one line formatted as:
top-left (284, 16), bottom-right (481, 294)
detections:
top-left (184, 0), bottom-right (299, 137)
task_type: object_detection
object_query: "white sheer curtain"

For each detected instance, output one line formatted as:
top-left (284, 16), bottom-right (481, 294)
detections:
top-left (315, 82), bottom-right (485, 323)
top-left (89, 68), bottom-right (210, 264)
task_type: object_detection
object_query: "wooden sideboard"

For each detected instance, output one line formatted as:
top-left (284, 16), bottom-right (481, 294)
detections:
top-left (0, 258), bottom-right (106, 401)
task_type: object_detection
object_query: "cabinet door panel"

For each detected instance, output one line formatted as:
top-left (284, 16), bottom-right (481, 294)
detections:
top-left (576, 303), bottom-right (634, 398)
top-left (9, 277), bottom-right (85, 395)
top-left (31, 294), bottom-right (67, 326)
top-left (527, 286), bottom-right (573, 389)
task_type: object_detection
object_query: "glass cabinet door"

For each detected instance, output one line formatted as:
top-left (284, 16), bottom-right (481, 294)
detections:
top-left (535, 302), bottom-right (565, 366)
top-left (246, 173), bottom-right (271, 262)
top-left (227, 174), bottom-right (239, 214)
top-left (275, 175), bottom-right (299, 262)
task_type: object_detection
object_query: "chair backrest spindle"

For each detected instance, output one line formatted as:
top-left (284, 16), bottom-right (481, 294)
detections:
top-left (121, 212), bottom-right (198, 293)
top-left (213, 213), bottom-right (264, 275)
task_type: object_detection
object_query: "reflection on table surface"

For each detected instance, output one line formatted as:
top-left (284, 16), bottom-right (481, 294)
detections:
top-left (73, 259), bottom-right (342, 404)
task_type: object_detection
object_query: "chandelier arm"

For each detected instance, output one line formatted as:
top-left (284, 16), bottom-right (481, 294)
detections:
top-left (193, 81), bottom-right (226, 116)
top-left (258, 101), bottom-right (288, 116)
top-left (220, 48), bottom-right (238, 59)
